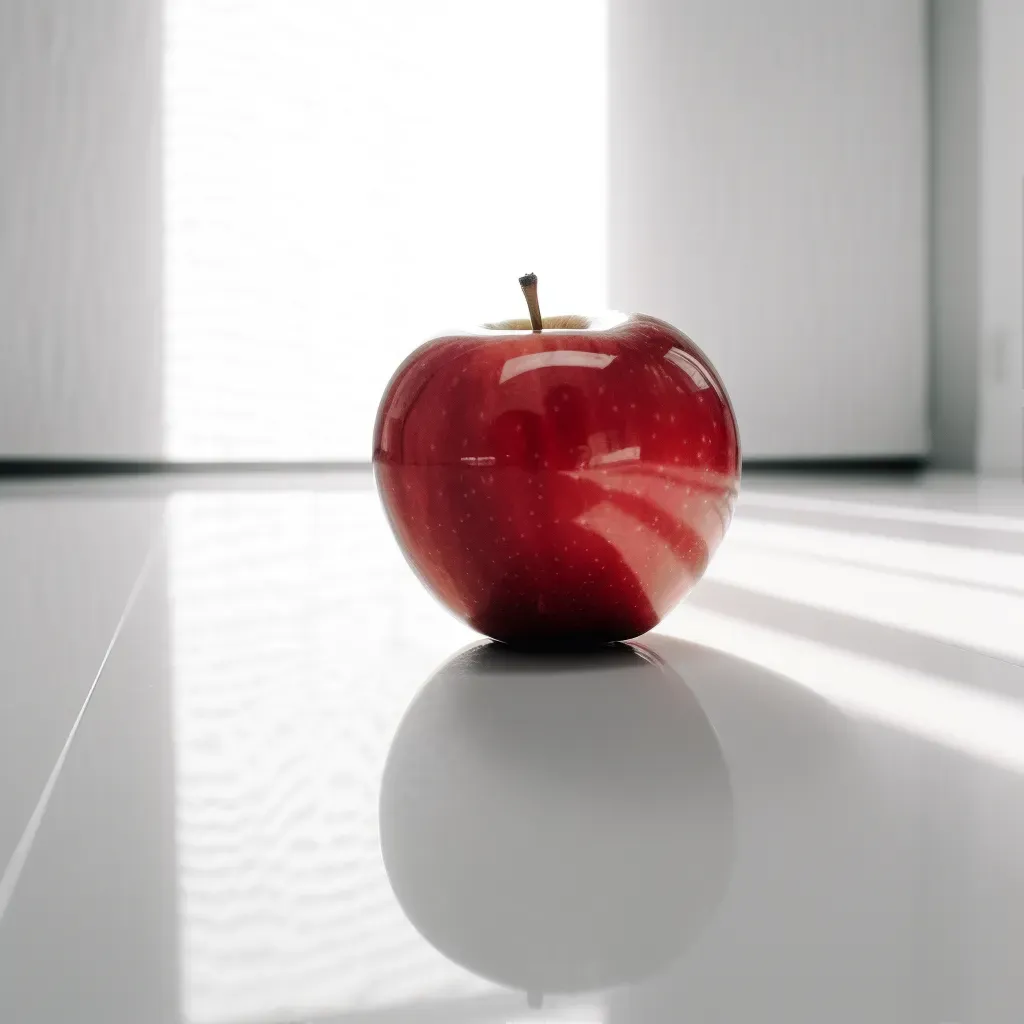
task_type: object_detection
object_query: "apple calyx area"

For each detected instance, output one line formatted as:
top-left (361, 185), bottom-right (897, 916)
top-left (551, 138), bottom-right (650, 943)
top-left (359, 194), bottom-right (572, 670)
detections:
top-left (483, 314), bottom-right (593, 332)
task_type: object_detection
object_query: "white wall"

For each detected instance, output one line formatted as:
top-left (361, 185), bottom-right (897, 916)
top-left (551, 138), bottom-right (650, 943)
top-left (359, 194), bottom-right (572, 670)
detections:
top-left (609, 0), bottom-right (929, 460)
top-left (931, 0), bottom-right (1024, 476)
top-left (977, 0), bottom-right (1024, 475)
top-left (1, 0), bottom-right (942, 465)
top-left (930, 0), bottom-right (980, 470)
top-left (0, 0), bottom-right (163, 459)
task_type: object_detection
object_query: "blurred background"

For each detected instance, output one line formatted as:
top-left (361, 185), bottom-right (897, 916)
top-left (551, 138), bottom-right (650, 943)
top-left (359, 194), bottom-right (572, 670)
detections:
top-left (0, 0), bottom-right (1020, 473)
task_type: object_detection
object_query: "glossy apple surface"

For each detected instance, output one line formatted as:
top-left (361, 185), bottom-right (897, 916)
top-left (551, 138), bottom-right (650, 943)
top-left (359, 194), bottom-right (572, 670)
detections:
top-left (373, 312), bottom-right (739, 646)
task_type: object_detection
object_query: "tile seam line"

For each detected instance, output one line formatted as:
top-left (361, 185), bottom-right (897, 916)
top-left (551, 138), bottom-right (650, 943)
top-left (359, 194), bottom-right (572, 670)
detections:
top-left (0, 511), bottom-right (167, 923)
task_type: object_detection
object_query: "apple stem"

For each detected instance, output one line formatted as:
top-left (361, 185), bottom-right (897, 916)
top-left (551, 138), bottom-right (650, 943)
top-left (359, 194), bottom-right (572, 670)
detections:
top-left (519, 273), bottom-right (543, 332)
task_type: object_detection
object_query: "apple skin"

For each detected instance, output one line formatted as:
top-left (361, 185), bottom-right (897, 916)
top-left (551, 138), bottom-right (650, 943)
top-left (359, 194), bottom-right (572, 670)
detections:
top-left (373, 313), bottom-right (740, 647)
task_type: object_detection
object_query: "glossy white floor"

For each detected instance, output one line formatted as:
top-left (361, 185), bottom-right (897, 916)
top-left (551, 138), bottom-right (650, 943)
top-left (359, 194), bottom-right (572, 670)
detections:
top-left (1, 469), bottom-right (1023, 1024)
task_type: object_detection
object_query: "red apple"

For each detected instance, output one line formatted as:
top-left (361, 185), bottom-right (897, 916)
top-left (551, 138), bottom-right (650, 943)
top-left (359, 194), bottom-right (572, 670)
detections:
top-left (373, 277), bottom-right (740, 646)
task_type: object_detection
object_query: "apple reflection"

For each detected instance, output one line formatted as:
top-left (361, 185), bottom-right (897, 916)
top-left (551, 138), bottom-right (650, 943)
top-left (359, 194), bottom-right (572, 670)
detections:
top-left (379, 641), bottom-right (735, 1005)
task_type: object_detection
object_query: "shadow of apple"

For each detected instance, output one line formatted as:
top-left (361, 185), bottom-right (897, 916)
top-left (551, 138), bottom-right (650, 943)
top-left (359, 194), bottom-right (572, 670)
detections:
top-left (378, 641), bottom-right (735, 1004)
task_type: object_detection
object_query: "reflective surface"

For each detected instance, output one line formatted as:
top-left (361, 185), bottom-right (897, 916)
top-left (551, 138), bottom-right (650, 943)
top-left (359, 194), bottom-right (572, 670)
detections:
top-left (380, 643), bottom-right (734, 1002)
top-left (2, 471), bottom-right (1024, 1023)
top-left (373, 315), bottom-right (740, 646)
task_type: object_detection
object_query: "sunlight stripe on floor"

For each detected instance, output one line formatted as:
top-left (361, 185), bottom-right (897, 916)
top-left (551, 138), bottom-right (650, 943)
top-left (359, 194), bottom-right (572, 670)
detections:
top-left (740, 491), bottom-right (1024, 533)
top-left (661, 606), bottom-right (1024, 774)
top-left (704, 542), bottom-right (1024, 664)
top-left (729, 518), bottom-right (1024, 593)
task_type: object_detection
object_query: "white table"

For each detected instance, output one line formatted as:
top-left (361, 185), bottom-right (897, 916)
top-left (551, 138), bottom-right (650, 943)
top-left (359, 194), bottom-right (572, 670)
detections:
top-left (1, 471), bottom-right (1023, 1024)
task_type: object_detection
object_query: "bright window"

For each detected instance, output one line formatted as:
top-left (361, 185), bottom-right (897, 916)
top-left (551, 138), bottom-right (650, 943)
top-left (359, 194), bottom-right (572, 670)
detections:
top-left (165, 0), bottom-right (608, 460)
